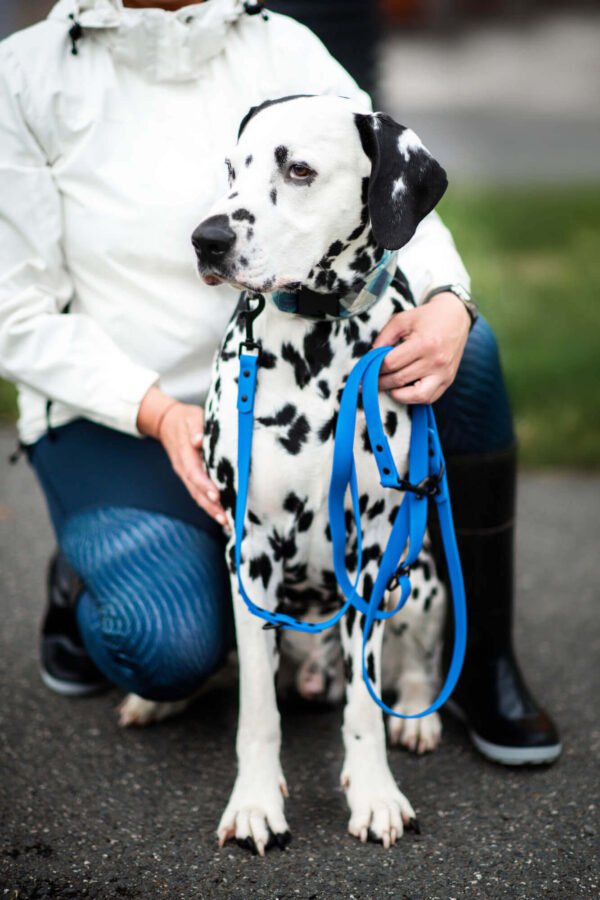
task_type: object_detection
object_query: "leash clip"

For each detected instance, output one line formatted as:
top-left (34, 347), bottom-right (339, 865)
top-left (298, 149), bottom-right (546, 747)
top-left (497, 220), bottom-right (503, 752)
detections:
top-left (239, 292), bottom-right (265, 356)
top-left (387, 563), bottom-right (412, 593)
top-left (396, 463), bottom-right (445, 500)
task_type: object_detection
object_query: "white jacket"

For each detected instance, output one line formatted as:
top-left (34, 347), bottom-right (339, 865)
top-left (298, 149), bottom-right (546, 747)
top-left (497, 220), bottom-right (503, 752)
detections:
top-left (0, 0), bottom-right (469, 445)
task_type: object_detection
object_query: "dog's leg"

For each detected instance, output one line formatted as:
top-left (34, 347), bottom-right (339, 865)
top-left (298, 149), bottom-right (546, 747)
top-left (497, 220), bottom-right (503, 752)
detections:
top-left (340, 602), bottom-right (416, 847)
top-left (217, 547), bottom-right (289, 856)
top-left (384, 548), bottom-right (445, 753)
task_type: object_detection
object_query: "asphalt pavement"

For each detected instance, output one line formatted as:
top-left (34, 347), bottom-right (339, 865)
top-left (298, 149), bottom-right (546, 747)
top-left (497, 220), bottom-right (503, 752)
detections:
top-left (0, 427), bottom-right (599, 900)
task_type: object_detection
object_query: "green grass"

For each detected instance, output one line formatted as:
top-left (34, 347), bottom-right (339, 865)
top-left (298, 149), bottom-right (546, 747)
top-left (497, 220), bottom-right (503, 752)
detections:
top-left (438, 183), bottom-right (600, 468)
top-left (1, 184), bottom-right (599, 466)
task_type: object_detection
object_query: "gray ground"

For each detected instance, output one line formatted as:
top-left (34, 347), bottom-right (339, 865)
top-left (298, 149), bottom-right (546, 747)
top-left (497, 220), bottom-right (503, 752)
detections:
top-left (1, 427), bottom-right (599, 900)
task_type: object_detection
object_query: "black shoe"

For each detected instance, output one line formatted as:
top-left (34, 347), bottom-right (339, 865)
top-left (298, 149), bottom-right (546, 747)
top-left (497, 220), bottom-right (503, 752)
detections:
top-left (432, 446), bottom-right (562, 766)
top-left (40, 551), bottom-right (110, 697)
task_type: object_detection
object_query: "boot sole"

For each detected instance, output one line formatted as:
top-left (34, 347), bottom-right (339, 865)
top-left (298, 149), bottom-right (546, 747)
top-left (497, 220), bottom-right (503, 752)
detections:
top-left (446, 699), bottom-right (562, 766)
top-left (40, 667), bottom-right (110, 698)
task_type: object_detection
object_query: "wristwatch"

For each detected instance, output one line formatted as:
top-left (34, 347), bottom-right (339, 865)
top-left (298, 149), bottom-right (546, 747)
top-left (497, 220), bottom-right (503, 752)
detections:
top-left (424, 284), bottom-right (479, 330)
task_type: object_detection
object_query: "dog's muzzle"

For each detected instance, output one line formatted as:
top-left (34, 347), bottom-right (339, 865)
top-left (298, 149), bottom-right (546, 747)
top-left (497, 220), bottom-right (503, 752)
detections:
top-left (192, 214), bottom-right (236, 271)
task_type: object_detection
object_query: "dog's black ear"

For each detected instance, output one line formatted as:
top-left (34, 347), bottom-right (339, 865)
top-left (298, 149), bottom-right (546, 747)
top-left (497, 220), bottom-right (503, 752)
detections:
top-left (354, 113), bottom-right (448, 250)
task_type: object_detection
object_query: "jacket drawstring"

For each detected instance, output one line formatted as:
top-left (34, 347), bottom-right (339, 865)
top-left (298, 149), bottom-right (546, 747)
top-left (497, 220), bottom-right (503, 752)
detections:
top-left (68, 13), bottom-right (84, 55)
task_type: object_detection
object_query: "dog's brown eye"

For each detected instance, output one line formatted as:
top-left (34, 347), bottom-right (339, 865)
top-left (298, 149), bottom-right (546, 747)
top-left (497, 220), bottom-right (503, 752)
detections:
top-left (289, 164), bottom-right (314, 180)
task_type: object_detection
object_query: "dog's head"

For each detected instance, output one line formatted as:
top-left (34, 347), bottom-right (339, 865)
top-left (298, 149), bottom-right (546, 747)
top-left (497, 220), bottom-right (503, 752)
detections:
top-left (192, 95), bottom-right (447, 295)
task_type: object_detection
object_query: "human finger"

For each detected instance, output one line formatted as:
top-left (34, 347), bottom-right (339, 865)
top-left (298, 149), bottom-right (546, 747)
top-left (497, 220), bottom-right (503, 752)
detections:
top-left (388, 375), bottom-right (447, 406)
top-left (379, 359), bottom-right (429, 393)
top-left (372, 309), bottom-right (416, 350)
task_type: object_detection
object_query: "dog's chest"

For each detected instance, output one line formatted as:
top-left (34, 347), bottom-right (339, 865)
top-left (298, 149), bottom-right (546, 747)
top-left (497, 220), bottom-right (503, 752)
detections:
top-left (203, 283), bottom-right (413, 591)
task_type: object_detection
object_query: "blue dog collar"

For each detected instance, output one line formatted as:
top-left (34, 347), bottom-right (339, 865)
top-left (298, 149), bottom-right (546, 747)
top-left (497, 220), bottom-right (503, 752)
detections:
top-left (270, 250), bottom-right (397, 320)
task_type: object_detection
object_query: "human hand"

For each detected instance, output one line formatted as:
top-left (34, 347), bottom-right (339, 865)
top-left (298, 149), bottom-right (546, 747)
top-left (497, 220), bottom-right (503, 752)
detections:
top-left (372, 293), bottom-right (471, 404)
top-left (137, 386), bottom-right (227, 527)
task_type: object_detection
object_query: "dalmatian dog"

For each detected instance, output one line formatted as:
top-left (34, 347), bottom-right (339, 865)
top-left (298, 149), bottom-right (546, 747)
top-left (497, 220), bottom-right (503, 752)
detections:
top-left (120, 95), bottom-right (448, 851)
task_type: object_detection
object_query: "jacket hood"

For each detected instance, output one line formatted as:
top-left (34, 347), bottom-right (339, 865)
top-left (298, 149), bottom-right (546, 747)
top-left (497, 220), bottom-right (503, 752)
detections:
top-left (48, 0), bottom-right (251, 81)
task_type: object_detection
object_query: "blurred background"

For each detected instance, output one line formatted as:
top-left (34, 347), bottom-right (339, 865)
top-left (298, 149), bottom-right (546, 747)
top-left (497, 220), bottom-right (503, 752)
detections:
top-left (1, 0), bottom-right (599, 466)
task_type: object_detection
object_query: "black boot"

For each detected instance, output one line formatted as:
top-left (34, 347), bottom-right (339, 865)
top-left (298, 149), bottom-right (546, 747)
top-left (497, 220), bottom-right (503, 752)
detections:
top-left (40, 551), bottom-right (110, 697)
top-left (433, 446), bottom-right (561, 765)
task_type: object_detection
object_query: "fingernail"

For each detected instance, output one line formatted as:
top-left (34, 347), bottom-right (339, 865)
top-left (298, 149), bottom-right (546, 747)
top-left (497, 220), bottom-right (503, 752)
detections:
top-left (207, 491), bottom-right (218, 501)
top-left (192, 432), bottom-right (204, 443)
top-left (217, 514), bottom-right (226, 526)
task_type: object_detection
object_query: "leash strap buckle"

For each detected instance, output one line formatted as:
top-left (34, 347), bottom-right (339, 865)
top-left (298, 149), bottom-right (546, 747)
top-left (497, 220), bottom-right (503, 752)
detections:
top-left (396, 462), bottom-right (445, 499)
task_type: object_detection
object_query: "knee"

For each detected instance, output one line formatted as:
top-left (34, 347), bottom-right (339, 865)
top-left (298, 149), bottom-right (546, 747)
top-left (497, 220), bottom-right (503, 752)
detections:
top-left (100, 606), bottom-right (227, 701)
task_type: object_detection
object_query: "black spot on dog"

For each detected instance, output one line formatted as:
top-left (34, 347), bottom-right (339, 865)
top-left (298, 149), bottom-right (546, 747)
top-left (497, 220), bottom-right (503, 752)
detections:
top-left (317, 379), bottom-right (330, 399)
top-left (232, 208), bottom-right (255, 224)
top-left (345, 541), bottom-right (358, 573)
top-left (245, 154), bottom-right (253, 167)
top-left (274, 145), bottom-right (288, 168)
top-left (366, 652), bottom-right (376, 683)
top-left (205, 418), bottom-right (220, 470)
top-left (248, 510), bottom-right (261, 526)
top-left (327, 240), bottom-right (344, 258)
top-left (247, 228), bottom-right (254, 240)
top-left (318, 411), bottom-right (337, 443)
top-left (350, 251), bottom-right (372, 274)
top-left (385, 410), bottom-right (398, 437)
top-left (225, 159), bottom-right (236, 183)
top-left (216, 456), bottom-right (236, 514)
top-left (367, 498), bottom-right (385, 520)
top-left (344, 654), bottom-right (353, 683)
top-left (283, 492), bottom-right (303, 514)
top-left (228, 192), bottom-right (239, 199)
top-left (304, 326), bottom-right (334, 378)
top-left (352, 340), bottom-right (371, 359)
top-left (268, 529), bottom-right (297, 562)
top-left (259, 350), bottom-right (277, 369)
top-left (270, 188), bottom-right (277, 205)
top-left (362, 544), bottom-right (381, 566)
top-left (424, 585), bottom-right (438, 612)
top-left (297, 510), bottom-right (313, 532)
top-left (249, 553), bottom-right (272, 589)
top-left (258, 404), bottom-right (296, 427)
top-left (280, 413), bottom-right (309, 455)
top-left (345, 604), bottom-right (357, 636)
top-left (362, 573), bottom-right (374, 603)
top-left (239, 256), bottom-right (248, 267)
top-left (344, 319), bottom-right (360, 343)
top-left (281, 342), bottom-right (310, 388)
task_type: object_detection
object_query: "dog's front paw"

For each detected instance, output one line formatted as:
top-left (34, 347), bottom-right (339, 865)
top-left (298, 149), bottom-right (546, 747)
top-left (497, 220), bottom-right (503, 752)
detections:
top-left (341, 764), bottom-right (417, 848)
top-left (218, 773), bottom-right (290, 857)
top-left (387, 708), bottom-right (442, 754)
top-left (117, 693), bottom-right (192, 727)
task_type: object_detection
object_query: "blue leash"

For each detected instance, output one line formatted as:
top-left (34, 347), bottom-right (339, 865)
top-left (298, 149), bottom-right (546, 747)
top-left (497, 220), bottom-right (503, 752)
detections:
top-left (235, 342), bottom-right (467, 719)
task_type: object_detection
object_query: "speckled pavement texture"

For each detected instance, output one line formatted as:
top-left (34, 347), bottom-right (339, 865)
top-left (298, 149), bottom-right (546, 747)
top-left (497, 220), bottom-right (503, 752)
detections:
top-left (1, 427), bottom-right (598, 899)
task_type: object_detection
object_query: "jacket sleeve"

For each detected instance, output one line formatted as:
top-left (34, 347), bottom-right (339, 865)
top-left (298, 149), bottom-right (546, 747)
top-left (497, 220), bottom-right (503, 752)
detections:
top-left (0, 45), bottom-right (159, 437)
top-left (395, 210), bottom-right (471, 305)
top-left (268, 16), bottom-right (470, 305)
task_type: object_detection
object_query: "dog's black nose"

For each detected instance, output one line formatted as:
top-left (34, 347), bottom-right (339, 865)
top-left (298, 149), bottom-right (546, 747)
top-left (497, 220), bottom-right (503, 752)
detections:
top-left (192, 215), bottom-right (236, 264)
